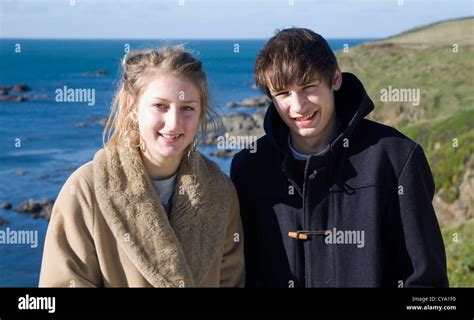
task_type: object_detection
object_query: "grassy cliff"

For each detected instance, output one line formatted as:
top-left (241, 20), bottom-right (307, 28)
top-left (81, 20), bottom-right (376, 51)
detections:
top-left (337, 17), bottom-right (474, 128)
top-left (337, 17), bottom-right (474, 203)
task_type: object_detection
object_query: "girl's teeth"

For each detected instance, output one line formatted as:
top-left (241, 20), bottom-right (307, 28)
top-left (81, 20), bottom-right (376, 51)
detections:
top-left (161, 133), bottom-right (181, 139)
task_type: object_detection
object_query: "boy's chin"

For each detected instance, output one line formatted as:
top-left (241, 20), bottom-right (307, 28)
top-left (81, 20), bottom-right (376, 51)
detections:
top-left (292, 127), bottom-right (321, 138)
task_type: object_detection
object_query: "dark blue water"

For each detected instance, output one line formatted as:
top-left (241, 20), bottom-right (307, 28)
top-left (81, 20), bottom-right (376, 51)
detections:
top-left (0, 38), bottom-right (373, 287)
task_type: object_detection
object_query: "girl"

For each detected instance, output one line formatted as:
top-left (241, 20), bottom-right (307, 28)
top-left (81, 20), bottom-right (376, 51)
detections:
top-left (39, 46), bottom-right (245, 287)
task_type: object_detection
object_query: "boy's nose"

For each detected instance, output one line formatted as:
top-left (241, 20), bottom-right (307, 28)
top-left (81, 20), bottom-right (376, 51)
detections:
top-left (290, 91), bottom-right (306, 113)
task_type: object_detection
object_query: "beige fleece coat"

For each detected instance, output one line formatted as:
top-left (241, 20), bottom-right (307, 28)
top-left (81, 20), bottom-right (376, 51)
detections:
top-left (39, 145), bottom-right (244, 287)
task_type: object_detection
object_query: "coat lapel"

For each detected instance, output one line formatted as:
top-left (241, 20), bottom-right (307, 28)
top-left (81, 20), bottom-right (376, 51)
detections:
top-left (93, 145), bottom-right (230, 287)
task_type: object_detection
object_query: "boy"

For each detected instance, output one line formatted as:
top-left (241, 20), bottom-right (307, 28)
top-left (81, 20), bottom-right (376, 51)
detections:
top-left (230, 28), bottom-right (448, 287)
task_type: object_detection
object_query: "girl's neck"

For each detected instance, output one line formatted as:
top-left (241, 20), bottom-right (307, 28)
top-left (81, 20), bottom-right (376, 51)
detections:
top-left (140, 150), bottom-right (182, 180)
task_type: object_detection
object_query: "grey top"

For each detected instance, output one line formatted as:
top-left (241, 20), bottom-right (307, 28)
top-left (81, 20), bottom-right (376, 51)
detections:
top-left (288, 135), bottom-right (330, 160)
top-left (152, 174), bottom-right (177, 215)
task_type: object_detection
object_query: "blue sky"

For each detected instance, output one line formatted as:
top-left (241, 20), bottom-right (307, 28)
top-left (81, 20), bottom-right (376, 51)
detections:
top-left (0, 0), bottom-right (472, 39)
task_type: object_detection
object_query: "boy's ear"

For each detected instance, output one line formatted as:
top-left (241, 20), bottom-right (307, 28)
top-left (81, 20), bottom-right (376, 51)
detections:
top-left (332, 69), bottom-right (342, 91)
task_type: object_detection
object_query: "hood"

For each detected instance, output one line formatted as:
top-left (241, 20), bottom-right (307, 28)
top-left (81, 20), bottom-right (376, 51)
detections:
top-left (263, 72), bottom-right (374, 154)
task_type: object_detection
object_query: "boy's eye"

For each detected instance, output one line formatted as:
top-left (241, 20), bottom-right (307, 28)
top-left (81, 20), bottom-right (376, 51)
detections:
top-left (275, 91), bottom-right (289, 97)
top-left (304, 85), bottom-right (316, 90)
top-left (182, 106), bottom-right (195, 111)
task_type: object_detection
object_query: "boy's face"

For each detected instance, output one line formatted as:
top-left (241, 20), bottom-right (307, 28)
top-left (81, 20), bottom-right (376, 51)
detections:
top-left (270, 70), bottom-right (342, 149)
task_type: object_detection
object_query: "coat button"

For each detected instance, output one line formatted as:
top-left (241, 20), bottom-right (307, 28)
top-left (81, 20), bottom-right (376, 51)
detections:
top-left (309, 170), bottom-right (318, 180)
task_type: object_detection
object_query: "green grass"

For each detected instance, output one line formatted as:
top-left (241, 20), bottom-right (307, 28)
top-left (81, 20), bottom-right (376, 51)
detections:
top-left (335, 18), bottom-right (474, 204)
top-left (400, 109), bottom-right (474, 202)
top-left (336, 18), bottom-right (474, 128)
top-left (442, 219), bottom-right (474, 287)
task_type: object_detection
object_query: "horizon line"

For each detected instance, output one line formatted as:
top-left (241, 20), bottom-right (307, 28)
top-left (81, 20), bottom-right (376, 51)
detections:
top-left (0, 37), bottom-right (380, 41)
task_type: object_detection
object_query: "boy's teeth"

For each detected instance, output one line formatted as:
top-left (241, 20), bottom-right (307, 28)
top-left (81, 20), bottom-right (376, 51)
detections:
top-left (295, 112), bottom-right (315, 121)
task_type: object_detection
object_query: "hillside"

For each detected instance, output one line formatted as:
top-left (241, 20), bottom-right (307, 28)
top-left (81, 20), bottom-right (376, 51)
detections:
top-left (337, 17), bottom-right (474, 128)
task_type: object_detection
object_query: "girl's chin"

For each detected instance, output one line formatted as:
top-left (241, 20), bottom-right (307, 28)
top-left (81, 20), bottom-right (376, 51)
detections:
top-left (152, 143), bottom-right (187, 159)
top-left (155, 148), bottom-right (184, 159)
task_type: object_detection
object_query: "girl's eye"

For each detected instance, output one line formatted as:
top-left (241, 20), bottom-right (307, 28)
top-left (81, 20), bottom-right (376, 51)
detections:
top-left (154, 104), bottom-right (167, 110)
top-left (182, 106), bottom-right (195, 111)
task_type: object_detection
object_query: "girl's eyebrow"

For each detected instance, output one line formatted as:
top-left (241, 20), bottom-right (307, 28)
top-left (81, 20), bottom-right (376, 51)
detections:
top-left (151, 96), bottom-right (198, 104)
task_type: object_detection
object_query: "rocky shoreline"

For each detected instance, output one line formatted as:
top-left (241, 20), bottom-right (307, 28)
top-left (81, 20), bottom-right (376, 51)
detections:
top-left (0, 72), bottom-right (107, 103)
top-left (0, 84), bottom-right (32, 102)
top-left (1, 199), bottom-right (54, 222)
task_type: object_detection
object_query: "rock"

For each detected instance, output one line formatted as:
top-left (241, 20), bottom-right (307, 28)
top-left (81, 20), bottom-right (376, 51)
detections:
top-left (40, 202), bottom-right (54, 221)
top-left (0, 217), bottom-right (9, 226)
top-left (0, 84), bottom-right (46, 102)
top-left (433, 158), bottom-right (474, 228)
top-left (0, 202), bottom-right (12, 210)
top-left (225, 95), bottom-right (270, 109)
top-left (94, 117), bottom-right (108, 126)
top-left (211, 149), bottom-right (237, 158)
top-left (0, 95), bottom-right (28, 102)
top-left (39, 174), bottom-right (50, 180)
top-left (225, 101), bottom-right (239, 109)
top-left (15, 199), bottom-right (55, 221)
top-left (16, 199), bottom-right (43, 213)
top-left (0, 84), bottom-right (31, 93)
top-left (75, 122), bottom-right (88, 128)
top-left (434, 142), bottom-right (441, 150)
top-left (15, 170), bottom-right (26, 176)
top-left (240, 96), bottom-right (269, 107)
top-left (205, 106), bottom-right (267, 144)
top-left (84, 69), bottom-right (108, 77)
top-left (16, 199), bottom-right (55, 221)
top-left (11, 84), bottom-right (31, 93)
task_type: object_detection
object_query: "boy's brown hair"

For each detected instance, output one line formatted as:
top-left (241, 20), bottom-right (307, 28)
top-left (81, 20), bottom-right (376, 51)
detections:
top-left (254, 28), bottom-right (339, 96)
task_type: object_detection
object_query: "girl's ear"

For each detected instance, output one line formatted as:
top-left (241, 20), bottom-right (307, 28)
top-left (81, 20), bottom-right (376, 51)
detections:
top-left (332, 69), bottom-right (342, 91)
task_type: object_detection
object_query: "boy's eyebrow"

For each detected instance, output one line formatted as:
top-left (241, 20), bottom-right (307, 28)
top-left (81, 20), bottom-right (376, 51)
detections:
top-left (151, 96), bottom-right (198, 104)
top-left (269, 88), bottom-right (286, 94)
top-left (270, 78), bottom-right (322, 95)
top-left (300, 78), bottom-right (321, 86)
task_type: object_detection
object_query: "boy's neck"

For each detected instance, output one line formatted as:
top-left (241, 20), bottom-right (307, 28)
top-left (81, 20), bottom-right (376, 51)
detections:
top-left (289, 113), bottom-right (339, 156)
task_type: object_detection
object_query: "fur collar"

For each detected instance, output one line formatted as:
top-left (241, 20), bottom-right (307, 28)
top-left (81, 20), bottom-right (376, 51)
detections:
top-left (93, 145), bottom-right (231, 287)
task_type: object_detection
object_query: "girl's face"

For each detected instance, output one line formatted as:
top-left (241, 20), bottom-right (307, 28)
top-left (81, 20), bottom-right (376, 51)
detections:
top-left (134, 73), bottom-right (202, 161)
